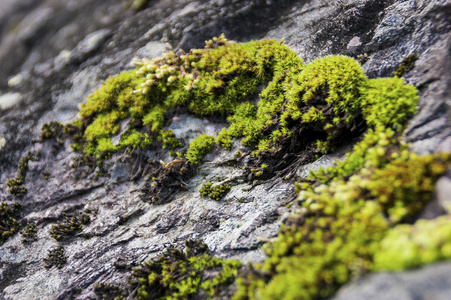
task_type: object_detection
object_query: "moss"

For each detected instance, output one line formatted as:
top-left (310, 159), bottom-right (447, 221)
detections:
top-left (5, 152), bottom-right (34, 196)
top-left (94, 283), bottom-right (125, 300)
top-left (128, 239), bottom-right (241, 299)
top-left (199, 181), bottom-right (231, 201)
top-left (235, 129), bottom-right (451, 299)
top-left (374, 215), bottom-right (451, 271)
top-left (0, 202), bottom-right (22, 245)
top-left (49, 210), bottom-right (91, 241)
top-left (360, 77), bottom-right (418, 128)
top-left (186, 134), bottom-right (215, 165)
top-left (96, 240), bottom-right (241, 299)
top-left (43, 246), bottom-right (67, 269)
top-left (394, 54), bottom-right (419, 77)
top-left (159, 129), bottom-right (182, 150)
top-left (41, 121), bottom-right (64, 139)
top-left (21, 223), bottom-right (38, 244)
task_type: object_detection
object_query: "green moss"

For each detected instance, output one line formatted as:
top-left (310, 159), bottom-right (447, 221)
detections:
top-left (41, 121), bottom-right (64, 139)
top-left (235, 130), bottom-right (451, 299)
top-left (199, 181), bottom-right (231, 201)
top-left (360, 77), bottom-right (418, 128)
top-left (374, 215), bottom-right (451, 271)
top-left (394, 54), bottom-right (419, 77)
top-left (43, 246), bottom-right (67, 269)
top-left (128, 240), bottom-right (241, 299)
top-left (120, 129), bottom-right (151, 150)
top-left (21, 223), bottom-right (38, 244)
top-left (159, 129), bottom-right (182, 150)
top-left (186, 134), bottom-right (215, 165)
top-left (49, 210), bottom-right (91, 241)
top-left (5, 152), bottom-right (34, 196)
top-left (94, 283), bottom-right (125, 300)
top-left (0, 202), bottom-right (22, 245)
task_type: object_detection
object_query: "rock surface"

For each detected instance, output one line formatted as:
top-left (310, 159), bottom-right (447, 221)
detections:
top-left (0, 0), bottom-right (450, 299)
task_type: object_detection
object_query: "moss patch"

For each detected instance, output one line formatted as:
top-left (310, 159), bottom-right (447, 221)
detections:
top-left (43, 246), bottom-right (67, 269)
top-left (394, 54), bottom-right (419, 77)
top-left (0, 202), bottom-right (22, 245)
top-left (95, 240), bottom-right (242, 300)
top-left (5, 152), bottom-right (34, 196)
top-left (49, 210), bottom-right (91, 241)
top-left (234, 128), bottom-right (451, 299)
top-left (199, 181), bottom-right (231, 201)
top-left (21, 223), bottom-right (38, 244)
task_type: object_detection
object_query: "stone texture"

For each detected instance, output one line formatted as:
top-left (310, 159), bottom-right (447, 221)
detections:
top-left (0, 0), bottom-right (450, 299)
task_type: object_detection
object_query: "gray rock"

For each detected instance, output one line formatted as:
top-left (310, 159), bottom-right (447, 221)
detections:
top-left (0, 0), bottom-right (450, 299)
top-left (333, 262), bottom-right (451, 300)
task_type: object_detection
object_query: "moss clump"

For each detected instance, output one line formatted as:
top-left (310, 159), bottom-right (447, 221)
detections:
top-left (49, 210), bottom-right (91, 241)
top-left (394, 54), bottom-right (419, 77)
top-left (234, 128), bottom-right (451, 299)
top-left (65, 34), bottom-right (418, 178)
top-left (94, 283), bottom-right (125, 300)
top-left (0, 202), bottom-right (22, 245)
top-left (41, 121), bottom-right (64, 139)
top-left (98, 240), bottom-right (241, 299)
top-left (159, 129), bottom-right (183, 150)
top-left (186, 134), bottom-right (215, 165)
top-left (374, 215), bottom-right (451, 271)
top-left (131, 240), bottom-right (241, 299)
top-left (21, 223), bottom-right (38, 244)
top-left (43, 246), bottom-right (67, 269)
top-left (360, 77), bottom-right (418, 128)
top-left (199, 181), bottom-right (231, 201)
top-left (5, 152), bottom-right (34, 196)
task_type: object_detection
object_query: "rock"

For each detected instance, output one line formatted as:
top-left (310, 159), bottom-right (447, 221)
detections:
top-left (333, 262), bottom-right (451, 300)
top-left (0, 0), bottom-right (450, 299)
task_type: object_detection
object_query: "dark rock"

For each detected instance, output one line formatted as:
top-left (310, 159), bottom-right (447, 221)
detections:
top-left (0, 0), bottom-right (450, 299)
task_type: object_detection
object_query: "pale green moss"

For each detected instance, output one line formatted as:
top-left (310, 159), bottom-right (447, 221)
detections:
top-left (374, 216), bottom-right (451, 271)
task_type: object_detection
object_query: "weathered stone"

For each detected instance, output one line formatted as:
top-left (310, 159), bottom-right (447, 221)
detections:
top-left (0, 0), bottom-right (450, 299)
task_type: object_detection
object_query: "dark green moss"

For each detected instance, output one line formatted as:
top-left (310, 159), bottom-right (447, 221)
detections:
top-left (394, 54), bottom-right (419, 77)
top-left (0, 202), bottom-right (22, 245)
top-left (94, 283), bottom-right (125, 300)
top-left (21, 223), bottom-right (38, 244)
top-left (5, 152), bottom-right (34, 196)
top-left (41, 121), bottom-right (64, 140)
top-left (96, 240), bottom-right (241, 299)
top-left (49, 210), bottom-right (91, 241)
top-left (199, 181), bottom-right (231, 201)
top-left (43, 246), bottom-right (67, 269)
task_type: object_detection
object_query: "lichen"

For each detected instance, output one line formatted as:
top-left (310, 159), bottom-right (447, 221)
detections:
top-left (0, 202), bottom-right (22, 245)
